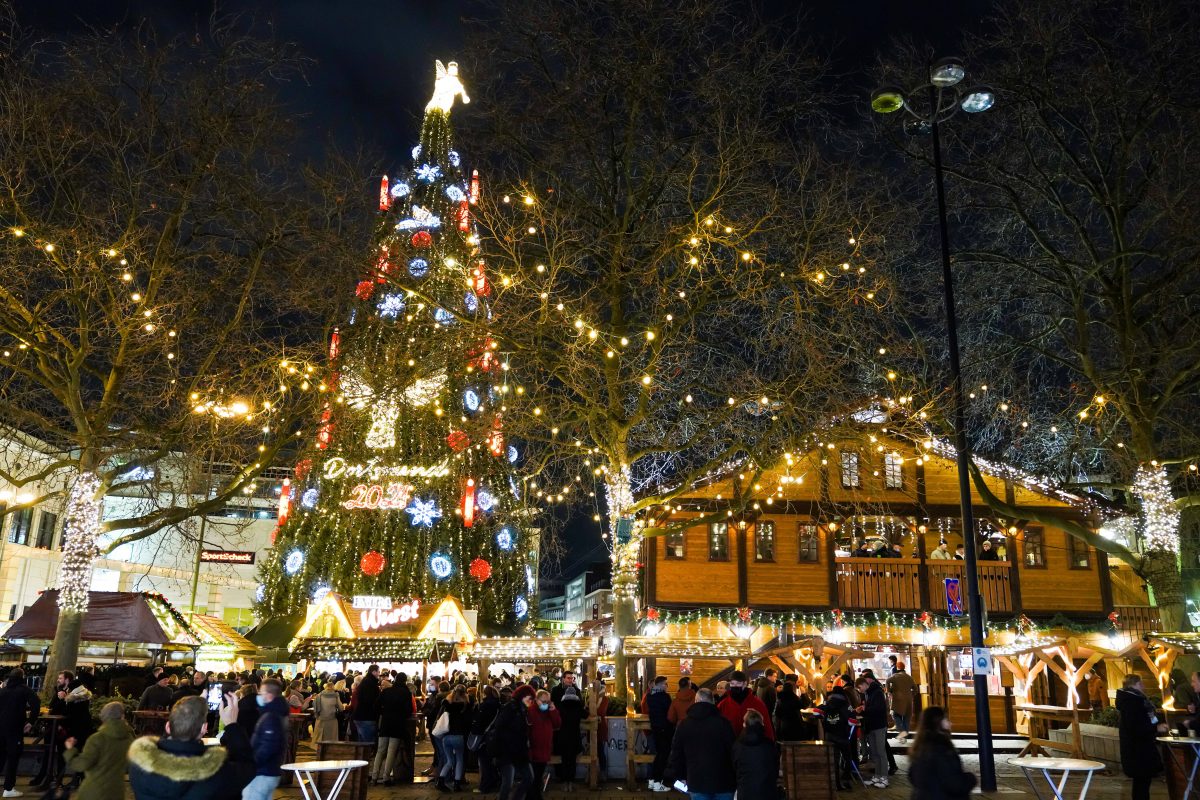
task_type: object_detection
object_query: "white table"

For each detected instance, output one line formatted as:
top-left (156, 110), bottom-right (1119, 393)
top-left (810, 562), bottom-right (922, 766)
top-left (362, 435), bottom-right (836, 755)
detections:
top-left (1159, 736), bottom-right (1200, 800)
top-left (281, 759), bottom-right (368, 800)
top-left (1009, 757), bottom-right (1106, 800)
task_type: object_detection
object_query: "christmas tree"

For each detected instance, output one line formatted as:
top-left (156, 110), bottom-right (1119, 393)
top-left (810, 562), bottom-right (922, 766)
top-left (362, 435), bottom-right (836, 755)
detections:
top-left (256, 61), bottom-right (534, 630)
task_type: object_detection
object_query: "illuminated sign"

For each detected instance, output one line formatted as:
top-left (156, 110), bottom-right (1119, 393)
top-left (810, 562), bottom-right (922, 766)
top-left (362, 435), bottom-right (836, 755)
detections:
top-left (360, 599), bottom-right (421, 632)
top-left (342, 482), bottom-right (413, 510)
top-left (199, 550), bottom-right (256, 565)
top-left (352, 595), bottom-right (394, 610)
top-left (323, 457), bottom-right (450, 482)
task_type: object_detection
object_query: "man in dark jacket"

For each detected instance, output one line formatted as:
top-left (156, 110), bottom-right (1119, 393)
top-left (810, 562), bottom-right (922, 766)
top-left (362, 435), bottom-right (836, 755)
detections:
top-left (128, 693), bottom-right (254, 800)
top-left (820, 685), bottom-right (854, 789)
top-left (857, 677), bottom-right (892, 788)
top-left (353, 664), bottom-right (382, 743)
top-left (489, 685), bottom-right (534, 800)
top-left (645, 675), bottom-right (674, 792)
top-left (667, 688), bottom-right (736, 799)
top-left (0, 669), bottom-right (39, 797)
top-left (733, 710), bottom-right (778, 799)
top-left (550, 670), bottom-right (588, 789)
top-left (374, 674), bottom-right (416, 785)
top-left (472, 685), bottom-right (503, 792)
top-left (139, 672), bottom-right (175, 711)
top-left (243, 679), bottom-right (291, 800)
top-left (1117, 674), bottom-right (1166, 800)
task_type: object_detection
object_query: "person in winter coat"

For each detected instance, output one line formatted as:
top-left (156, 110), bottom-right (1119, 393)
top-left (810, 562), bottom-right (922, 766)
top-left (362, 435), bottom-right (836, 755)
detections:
top-left (716, 670), bottom-right (775, 740)
top-left (489, 685), bottom-right (535, 800)
top-left (886, 662), bottom-right (916, 743)
top-left (908, 706), bottom-right (976, 800)
top-left (857, 676), bottom-right (892, 788)
top-left (128, 693), bottom-right (255, 800)
top-left (243, 679), bottom-right (291, 800)
top-left (668, 678), bottom-right (696, 726)
top-left (528, 689), bottom-right (561, 799)
top-left (550, 670), bottom-right (587, 790)
top-left (820, 685), bottom-right (854, 789)
top-left (472, 685), bottom-right (503, 792)
top-left (63, 701), bottom-right (134, 800)
top-left (755, 674), bottom-right (778, 717)
top-left (140, 673), bottom-right (176, 711)
top-left (1117, 674), bottom-right (1166, 800)
top-left (353, 664), bottom-right (382, 743)
top-left (436, 686), bottom-right (472, 792)
top-left (733, 709), bottom-right (779, 800)
top-left (373, 673), bottom-right (415, 786)
top-left (645, 675), bottom-right (674, 793)
top-left (666, 687), bottom-right (736, 799)
top-left (773, 680), bottom-right (807, 741)
top-left (0, 669), bottom-right (40, 797)
top-left (309, 682), bottom-right (344, 745)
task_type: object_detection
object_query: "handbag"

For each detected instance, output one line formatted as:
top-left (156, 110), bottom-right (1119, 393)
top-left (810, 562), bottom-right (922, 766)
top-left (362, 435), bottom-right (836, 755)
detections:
top-left (432, 710), bottom-right (450, 737)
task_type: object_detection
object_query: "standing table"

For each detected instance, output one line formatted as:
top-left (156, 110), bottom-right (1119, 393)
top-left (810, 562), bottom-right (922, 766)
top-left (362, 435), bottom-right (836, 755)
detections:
top-left (281, 760), bottom-right (368, 800)
top-left (1159, 736), bottom-right (1200, 800)
top-left (1009, 757), bottom-right (1106, 800)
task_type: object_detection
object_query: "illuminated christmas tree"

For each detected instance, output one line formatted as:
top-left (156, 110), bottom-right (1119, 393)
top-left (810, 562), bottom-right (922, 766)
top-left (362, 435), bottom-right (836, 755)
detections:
top-left (256, 61), bottom-right (535, 629)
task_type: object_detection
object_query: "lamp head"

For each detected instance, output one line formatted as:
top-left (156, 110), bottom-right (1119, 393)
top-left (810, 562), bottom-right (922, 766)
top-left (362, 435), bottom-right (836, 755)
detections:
top-left (960, 86), bottom-right (996, 113)
top-left (870, 87), bottom-right (906, 114)
top-left (930, 57), bottom-right (966, 87)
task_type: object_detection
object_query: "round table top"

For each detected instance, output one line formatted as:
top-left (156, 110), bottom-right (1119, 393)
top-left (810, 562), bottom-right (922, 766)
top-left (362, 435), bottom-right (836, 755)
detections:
top-left (281, 760), bottom-right (369, 772)
top-left (1008, 757), bottom-right (1106, 771)
top-left (1158, 736), bottom-right (1200, 745)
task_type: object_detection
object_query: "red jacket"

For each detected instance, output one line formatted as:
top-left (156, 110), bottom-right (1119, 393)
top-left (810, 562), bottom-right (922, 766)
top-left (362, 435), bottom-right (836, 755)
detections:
top-left (717, 689), bottom-right (775, 740)
top-left (526, 702), bottom-right (561, 763)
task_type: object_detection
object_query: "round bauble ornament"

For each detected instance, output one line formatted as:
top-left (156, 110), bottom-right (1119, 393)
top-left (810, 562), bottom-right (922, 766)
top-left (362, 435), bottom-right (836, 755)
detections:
top-left (469, 557), bottom-right (492, 583)
top-left (411, 230), bottom-right (433, 249)
top-left (360, 550), bottom-right (387, 576)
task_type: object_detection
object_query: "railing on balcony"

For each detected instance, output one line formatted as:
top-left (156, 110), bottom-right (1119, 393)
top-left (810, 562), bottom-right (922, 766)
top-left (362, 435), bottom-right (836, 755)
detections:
top-left (834, 557), bottom-right (1014, 614)
top-left (835, 558), bottom-right (922, 611)
top-left (926, 561), bottom-right (1014, 614)
top-left (1114, 605), bottom-right (1160, 636)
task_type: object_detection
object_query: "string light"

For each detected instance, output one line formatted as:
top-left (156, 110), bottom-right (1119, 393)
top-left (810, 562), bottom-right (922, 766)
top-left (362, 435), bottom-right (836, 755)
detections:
top-left (58, 471), bottom-right (103, 613)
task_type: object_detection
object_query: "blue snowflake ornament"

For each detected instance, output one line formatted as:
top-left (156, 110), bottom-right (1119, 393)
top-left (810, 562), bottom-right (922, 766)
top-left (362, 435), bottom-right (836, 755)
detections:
top-left (377, 293), bottom-right (406, 319)
top-left (406, 496), bottom-right (442, 527)
top-left (416, 163), bottom-right (441, 182)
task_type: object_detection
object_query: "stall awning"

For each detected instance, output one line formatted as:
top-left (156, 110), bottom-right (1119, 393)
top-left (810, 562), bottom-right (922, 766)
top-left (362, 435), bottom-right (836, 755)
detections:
top-left (621, 636), bottom-right (751, 660)
top-left (1149, 633), bottom-right (1200, 653)
top-left (246, 615), bottom-right (305, 650)
top-left (291, 637), bottom-right (449, 662)
top-left (3, 591), bottom-right (197, 647)
top-left (190, 614), bottom-right (256, 655)
top-left (470, 637), bottom-right (601, 663)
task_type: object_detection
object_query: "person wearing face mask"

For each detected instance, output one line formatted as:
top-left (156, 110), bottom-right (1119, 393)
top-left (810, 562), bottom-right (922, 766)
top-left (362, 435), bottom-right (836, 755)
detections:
top-left (551, 670), bottom-right (588, 791)
top-left (526, 689), bottom-right (561, 800)
top-left (907, 706), bottom-right (975, 800)
top-left (716, 671), bottom-right (775, 740)
top-left (243, 678), bottom-right (291, 800)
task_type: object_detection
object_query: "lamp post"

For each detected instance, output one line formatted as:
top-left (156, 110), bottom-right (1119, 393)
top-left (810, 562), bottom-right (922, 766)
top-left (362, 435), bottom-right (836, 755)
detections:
top-left (872, 58), bottom-right (998, 791)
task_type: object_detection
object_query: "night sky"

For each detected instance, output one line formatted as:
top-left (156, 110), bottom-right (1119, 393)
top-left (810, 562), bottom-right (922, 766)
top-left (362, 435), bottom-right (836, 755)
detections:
top-left (12, 0), bottom-right (996, 579)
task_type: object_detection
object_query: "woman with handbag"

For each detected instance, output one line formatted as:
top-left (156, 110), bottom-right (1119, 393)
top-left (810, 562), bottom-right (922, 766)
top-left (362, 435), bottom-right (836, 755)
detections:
top-left (471, 685), bottom-right (503, 792)
top-left (434, 686), bottom-right (472, 792)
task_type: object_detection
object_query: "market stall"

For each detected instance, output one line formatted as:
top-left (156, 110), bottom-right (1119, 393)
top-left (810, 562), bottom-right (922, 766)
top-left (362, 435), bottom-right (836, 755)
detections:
top-left (188, 613), bottom-right (259, 673)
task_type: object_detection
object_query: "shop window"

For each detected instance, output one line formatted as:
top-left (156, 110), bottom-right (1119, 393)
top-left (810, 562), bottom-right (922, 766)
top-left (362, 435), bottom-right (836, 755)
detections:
top-left (1023, 527), bottom-right (1046, 568)
top-left (840, 452), bottom-right (861, 489)
top-left (438, 614), bottom-right (457, 636)
top-left (708, 522), bottom-right (730, 561)
top-left (664, 531), bottom-right (685, 560)
top-left (34, 511), bottom-right (58, 550)
top-left (1067, 534), bottom-right (1091, 569)
top-left (6, 507), bottom-right (33, 546)
top-left (755, 521), bottom-right (775, 562)
top-left (884, 453), bottom-right (904, 489)
top-left (798, 524), bottom-right (820, 562)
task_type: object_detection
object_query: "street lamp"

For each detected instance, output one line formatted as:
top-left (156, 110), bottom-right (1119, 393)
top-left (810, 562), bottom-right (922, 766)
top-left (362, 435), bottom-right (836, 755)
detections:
top-left (873, 57), bottom-right (998, 792)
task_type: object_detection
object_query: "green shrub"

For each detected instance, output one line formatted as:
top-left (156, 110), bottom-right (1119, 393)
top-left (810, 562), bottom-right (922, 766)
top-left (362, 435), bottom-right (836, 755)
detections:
top-left (1089, 707), bottom-right (1120, 728)
top-left (89, 692), bottom-right (140, 725)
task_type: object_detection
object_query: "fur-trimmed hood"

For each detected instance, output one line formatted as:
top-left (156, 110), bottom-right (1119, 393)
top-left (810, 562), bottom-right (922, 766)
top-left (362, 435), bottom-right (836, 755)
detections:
top-left (128, 736), bottom-right (227, 782)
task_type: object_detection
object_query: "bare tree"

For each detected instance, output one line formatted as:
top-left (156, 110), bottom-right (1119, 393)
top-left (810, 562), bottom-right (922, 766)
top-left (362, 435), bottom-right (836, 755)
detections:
top-left (0, 8), bottom-right (370, 678)
top-left (386, 0), bottom-right (903, 697)
top-left (878, 0), bottom-right (1200, 629)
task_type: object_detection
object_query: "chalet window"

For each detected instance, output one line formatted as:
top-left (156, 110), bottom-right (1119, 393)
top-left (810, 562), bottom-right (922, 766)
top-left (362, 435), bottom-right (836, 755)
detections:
top-left (755, 522), bottom-right (776, 562)
top-left (665, 530), bottom-right (685, 559)
top-left (708, 522), bottom-right (730, 561)
top-left (1023, 527), bottom-right (1046, 568)
top-left (6, 507), bottom-right (33, 546)
top-left (1067, 534), bottom-right (1091, 569)
top-left (798, 524), bottom-right (820, 562)
top-left (840, 452), bottom-right (861, 489)
top-left (438, 614), bottom-right (457, 636)
top-left (884, 453), bottom-right (904, 489)
top-left (34, 511), bottom-right (57, 550)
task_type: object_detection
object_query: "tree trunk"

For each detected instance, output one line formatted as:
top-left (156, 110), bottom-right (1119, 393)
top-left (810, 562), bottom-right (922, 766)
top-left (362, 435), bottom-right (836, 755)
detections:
top-left (42, 609), bottom-right (84, 702)
top-left (1144, 548), bottom-right (1186, 632)
top-left (606, 466), bottom-right (637, 704)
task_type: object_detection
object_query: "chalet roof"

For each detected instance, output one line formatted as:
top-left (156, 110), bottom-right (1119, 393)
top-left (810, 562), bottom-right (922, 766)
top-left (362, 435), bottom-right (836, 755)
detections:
top-left (3, 591), bottom-right (198, 647)
top-left (190, 614), bottom-right (256, 654)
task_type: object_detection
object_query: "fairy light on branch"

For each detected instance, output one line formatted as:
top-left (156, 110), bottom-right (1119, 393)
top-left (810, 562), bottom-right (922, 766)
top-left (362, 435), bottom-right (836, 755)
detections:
top-left (1133, 464), bottom-right (1179, 552)
top-left (58, 471), bottom-right (103, 613)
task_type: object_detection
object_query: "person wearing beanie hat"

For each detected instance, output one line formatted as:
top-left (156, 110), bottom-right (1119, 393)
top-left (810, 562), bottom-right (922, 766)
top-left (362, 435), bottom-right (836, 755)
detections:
top-left (716, 671), bottom-right (774, 740)
top-left (550, 671), bottom-right (588, 791)
top-left (489, 684), bottom-right (535, 799)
